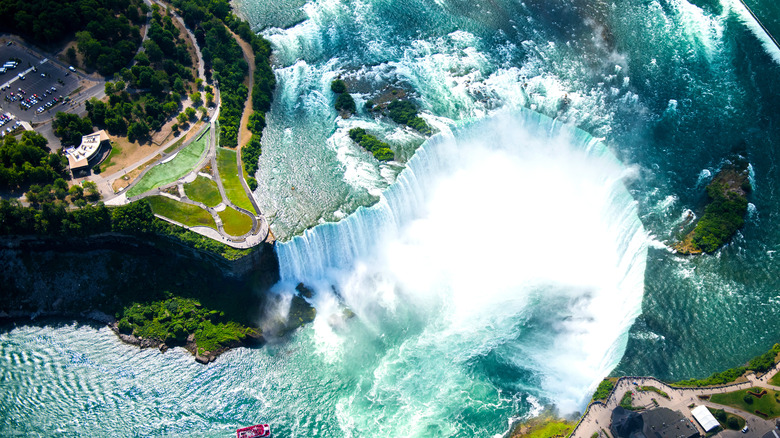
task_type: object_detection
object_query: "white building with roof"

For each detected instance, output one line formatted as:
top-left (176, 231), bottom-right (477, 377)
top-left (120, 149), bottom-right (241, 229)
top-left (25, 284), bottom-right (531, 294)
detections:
top-left (691, 405), bottom-right (719, 432)
top-left (64, 130), bottom-right (110, 173)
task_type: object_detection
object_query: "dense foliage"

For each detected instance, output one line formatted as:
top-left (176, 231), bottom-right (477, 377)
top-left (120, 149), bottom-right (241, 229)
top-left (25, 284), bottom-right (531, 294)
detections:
top-left (348, 127), bottom-right (395, 161)
top-left (331, 79), bottom-right (356, 114)
top-left (85, 6), bottom-right (196, 143)
top-left (0, 0), bottom-right (146, 75)
top-left (53, 112), bottom-right (94, 146)
top-left (117, 296), bottom-right (256, 353)
top-left (0, 197), bottom-right (251, 259)
top-left (233, 19), bottom-right (276, 185)
top-left (335, 93), bottom-right (357, 113)
top-left (591, 379), bottom-right (614, 401)
top-left (0, 132), bottom-right (68, 189)
top-left (387, 100), bottom-right (432, 134)
top-left (330, 79), bottom-right (347, 93)
top-left (690, 182), bottom-right (748, 253)
top-left (674, 343), bottom-right (780, 387)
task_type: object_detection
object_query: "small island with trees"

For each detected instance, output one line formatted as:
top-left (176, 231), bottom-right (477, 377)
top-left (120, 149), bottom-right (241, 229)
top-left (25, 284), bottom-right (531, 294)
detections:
top-left (675, 157), bottom-right (751, 254)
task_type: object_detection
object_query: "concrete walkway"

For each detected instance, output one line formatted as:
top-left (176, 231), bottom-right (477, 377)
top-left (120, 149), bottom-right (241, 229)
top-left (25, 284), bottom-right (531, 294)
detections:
top-left (571, 363), bottom-right (780, 438)
top-left (87, 10), bottom-right (271, 249)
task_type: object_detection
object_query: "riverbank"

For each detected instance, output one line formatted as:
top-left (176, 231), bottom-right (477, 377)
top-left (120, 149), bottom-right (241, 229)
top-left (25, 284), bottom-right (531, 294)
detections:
top-left (0, 232), bottom-right (312, 362)
top-left (512, 343), bottom-right (780, 438)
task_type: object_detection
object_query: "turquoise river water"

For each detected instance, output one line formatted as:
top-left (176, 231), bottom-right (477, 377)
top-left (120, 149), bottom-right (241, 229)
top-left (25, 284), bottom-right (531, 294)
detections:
top-left (3, 0), bottom-right (780, 436)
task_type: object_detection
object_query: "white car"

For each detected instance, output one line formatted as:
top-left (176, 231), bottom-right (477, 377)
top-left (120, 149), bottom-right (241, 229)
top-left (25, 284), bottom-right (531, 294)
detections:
top-left (742, 425), bottom-right (749, 433)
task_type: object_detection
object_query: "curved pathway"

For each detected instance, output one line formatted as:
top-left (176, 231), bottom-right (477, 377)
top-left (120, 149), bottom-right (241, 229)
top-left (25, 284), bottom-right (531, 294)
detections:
top-left (571, 363), bottom-right (780, 438)
top-left (93, 10), bottom-right (270, 248)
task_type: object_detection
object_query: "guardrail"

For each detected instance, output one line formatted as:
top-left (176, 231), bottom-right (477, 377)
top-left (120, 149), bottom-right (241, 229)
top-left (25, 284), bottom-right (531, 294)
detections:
top-left (737, 0), bottom-right (780, 52)
top-left (569, 362), bottom-right (780, 438)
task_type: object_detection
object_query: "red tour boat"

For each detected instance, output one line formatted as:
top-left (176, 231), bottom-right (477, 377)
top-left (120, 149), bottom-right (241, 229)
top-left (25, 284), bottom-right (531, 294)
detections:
top-left (236, 424), bottom-right (271, 437)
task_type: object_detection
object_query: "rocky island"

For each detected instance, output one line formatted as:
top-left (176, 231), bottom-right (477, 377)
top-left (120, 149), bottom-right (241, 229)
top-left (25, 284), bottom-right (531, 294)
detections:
top-left (675, 157), bottom-right (751, 254)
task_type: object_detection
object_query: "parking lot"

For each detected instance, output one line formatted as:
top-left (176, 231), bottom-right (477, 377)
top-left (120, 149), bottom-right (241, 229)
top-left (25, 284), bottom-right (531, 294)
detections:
top-left (0, 41), bottom-right (82, 128)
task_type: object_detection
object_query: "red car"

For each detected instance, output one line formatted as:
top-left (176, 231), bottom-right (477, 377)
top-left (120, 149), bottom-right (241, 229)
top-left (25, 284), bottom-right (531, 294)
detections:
top-left (236, 424), bottom-right (271, 438)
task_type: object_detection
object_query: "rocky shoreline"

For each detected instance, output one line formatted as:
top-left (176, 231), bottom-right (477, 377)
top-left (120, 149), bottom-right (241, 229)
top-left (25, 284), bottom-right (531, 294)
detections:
top-left (0, 232), bottom-right (303, 363)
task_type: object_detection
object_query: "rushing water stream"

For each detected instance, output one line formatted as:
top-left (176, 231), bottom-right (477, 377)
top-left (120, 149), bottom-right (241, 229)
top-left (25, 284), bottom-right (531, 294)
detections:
top-left (3, 0), bottom-right (780, 436)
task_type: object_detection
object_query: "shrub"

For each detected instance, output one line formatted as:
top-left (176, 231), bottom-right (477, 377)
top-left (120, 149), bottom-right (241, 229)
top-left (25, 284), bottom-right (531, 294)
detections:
top-left (387, 100), bottom-right (431, 134)
top-left (592, 379), bottom-right (614, 401)
top-left (744, 395), bottom-right (753, 404)
top-left (727, 417), bottom-right (739, 429)
top-left (348, 128), bottom-right (394, 161)
top-left (691, 182), bottom-right (748, 253)
top-left (330, 79), bottom-right (347, 93)
top-left (117, 319), bottom-right (133, 334)
top-left (335, 93), bottom-right (356, 114)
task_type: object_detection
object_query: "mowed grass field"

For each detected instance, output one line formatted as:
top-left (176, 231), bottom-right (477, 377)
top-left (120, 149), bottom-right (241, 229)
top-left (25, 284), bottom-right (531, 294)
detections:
top-left (710, 387), bottom-right (780, 419)
top-left (218, 206), bottom-right (253, 236)
top-left (216, 148), bottom-right (255, 212)
top-left (127, 128), bottom-right (210, 197)
top-left (147, 196), bottom-right (215, 229)
top-left (184, 176), bottom-right (222, 207)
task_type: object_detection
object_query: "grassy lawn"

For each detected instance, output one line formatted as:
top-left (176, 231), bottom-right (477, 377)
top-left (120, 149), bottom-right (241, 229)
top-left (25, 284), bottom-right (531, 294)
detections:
top-left (164, 135), bottom-right (187, 154)
top-left (184, 176), bottom-right (222, 207)
top-left (710, 387), bottom-right (780, 419)
top-left (99, 142), bottom-right (121, 172)
top-left (218, 206), bottom-right (253, 236)
top-left (147, 196), bottom-right (215, 229)
top-left (770, 372), bottom-right (780, 386)
top-left (707, 407), bottom-right (746, 431)
top-left (127, 128), bottom-right (210, 197)
top-left (216, 147), bottom-right (255, 212)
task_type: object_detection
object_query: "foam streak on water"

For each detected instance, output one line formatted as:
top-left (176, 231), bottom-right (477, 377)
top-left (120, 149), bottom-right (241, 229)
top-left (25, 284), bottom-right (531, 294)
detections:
top-left (275, 110), bottom-right (648, 433)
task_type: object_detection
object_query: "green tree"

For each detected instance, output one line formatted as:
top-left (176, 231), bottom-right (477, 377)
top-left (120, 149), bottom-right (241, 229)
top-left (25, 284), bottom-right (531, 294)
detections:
top-left (330, 79), bottom-right (347, 93)
top-left (53, 112), bottom-right (93, 146)
top-left (189, 91), bottom-right (202, 106)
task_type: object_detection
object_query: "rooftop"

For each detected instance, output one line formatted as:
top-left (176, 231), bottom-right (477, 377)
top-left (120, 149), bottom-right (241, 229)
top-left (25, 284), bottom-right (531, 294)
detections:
top-left (65, 130), bottom-right (109, 169)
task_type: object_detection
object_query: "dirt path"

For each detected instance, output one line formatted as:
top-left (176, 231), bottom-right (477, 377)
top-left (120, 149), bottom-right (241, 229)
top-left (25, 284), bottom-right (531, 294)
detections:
top-left (228, 28), bottom-right (255, 153)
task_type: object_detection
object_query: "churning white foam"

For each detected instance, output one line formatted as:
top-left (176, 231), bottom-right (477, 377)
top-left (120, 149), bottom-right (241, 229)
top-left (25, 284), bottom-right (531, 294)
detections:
top-left (275, 110), bottom-right (648, 429)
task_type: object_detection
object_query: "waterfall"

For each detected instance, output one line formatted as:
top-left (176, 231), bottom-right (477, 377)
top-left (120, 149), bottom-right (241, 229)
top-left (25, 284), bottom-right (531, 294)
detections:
top-left (274, 109), bottom-right (648, 421)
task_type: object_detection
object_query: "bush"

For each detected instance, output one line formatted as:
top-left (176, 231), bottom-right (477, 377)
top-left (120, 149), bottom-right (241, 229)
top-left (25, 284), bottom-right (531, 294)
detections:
top-left (348, 128), bottom-right (394, 161)
top-left (330, 79), bottom-right (347, 93)
top-left (387, 100), bottom-right (431, 134)
top-left (246, 176), bottom-right (258, 191)
top-left (117, 319), bottom-right (133, 334)
top-left (727, 416), bottom-right (739, 429)
top-left (691, 182), bottom-right (748, 253)
top-left (592, 379), bottom-right (614, 401)
top-left (744, 395), bottom-right (753, 404)
top-left (335, 93), bottom-right (356, 114)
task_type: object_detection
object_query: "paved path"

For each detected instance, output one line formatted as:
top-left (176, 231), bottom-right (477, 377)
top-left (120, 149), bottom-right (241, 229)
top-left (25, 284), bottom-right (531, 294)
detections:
top-left (571, 362), bottom-right (780, 438)
top-left (67, 4), bottom-right (270, 249)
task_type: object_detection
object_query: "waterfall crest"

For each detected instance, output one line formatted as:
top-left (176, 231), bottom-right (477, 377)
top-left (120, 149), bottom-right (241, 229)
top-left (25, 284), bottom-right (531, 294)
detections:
top-left (274, 109), bottom-right (648, 425)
